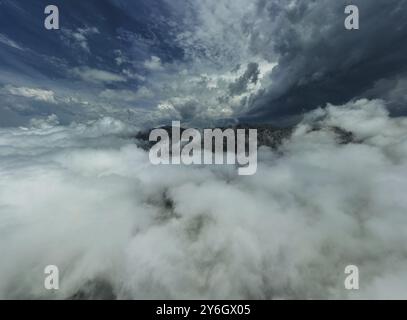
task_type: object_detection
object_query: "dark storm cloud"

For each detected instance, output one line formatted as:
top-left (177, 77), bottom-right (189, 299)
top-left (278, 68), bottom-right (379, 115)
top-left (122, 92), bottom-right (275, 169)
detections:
top-left (229, 62), bottom-right (260, 96)
top-left (243, 0), bottom-right (407, 122)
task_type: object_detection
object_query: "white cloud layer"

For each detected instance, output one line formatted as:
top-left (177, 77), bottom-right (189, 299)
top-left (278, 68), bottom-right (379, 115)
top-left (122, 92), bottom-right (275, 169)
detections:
top-left (0, 99), bottom-right (406, 299)
top-left (3, 85), bottom-right (56, 103)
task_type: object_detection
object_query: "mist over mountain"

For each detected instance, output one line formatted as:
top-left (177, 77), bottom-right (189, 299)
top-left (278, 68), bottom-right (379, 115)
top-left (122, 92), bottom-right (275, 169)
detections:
top-left (0, 99), bottom-right (406, 299)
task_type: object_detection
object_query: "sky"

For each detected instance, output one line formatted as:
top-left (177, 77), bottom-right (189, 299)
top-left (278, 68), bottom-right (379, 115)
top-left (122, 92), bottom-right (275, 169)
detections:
top-left (1, 0), bottom-right (407, 300)
top-left (0, 0), bottom-right (406, 128)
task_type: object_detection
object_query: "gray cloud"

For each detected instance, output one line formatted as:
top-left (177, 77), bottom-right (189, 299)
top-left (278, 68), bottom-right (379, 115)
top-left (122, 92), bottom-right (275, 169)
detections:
top-left (242, 0), bottom-right (407, 122)
top-left (229, 62), bottom-right (260, 96)
top-left (1, 0), bottom-right (406, 126)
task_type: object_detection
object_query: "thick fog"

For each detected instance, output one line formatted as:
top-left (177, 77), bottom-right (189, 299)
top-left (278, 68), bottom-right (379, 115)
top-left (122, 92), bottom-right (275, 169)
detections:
top-left (0, 99), bottom-right (406, 299)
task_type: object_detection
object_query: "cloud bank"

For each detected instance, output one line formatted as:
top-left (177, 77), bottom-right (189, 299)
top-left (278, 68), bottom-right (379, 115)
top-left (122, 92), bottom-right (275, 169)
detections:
top-left (0, 99), bottom-right (406, 299)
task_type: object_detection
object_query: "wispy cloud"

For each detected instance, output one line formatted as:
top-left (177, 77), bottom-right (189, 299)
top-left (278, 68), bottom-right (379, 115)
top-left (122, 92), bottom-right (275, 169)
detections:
top-left (3, 85), bottom-right (56, 103)
top-left (61, 27), bottom-right (99, 53)
top-left (0, 33), bottom-right (24, 51)
top-left (71, 67), bottom-right (126, 84)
